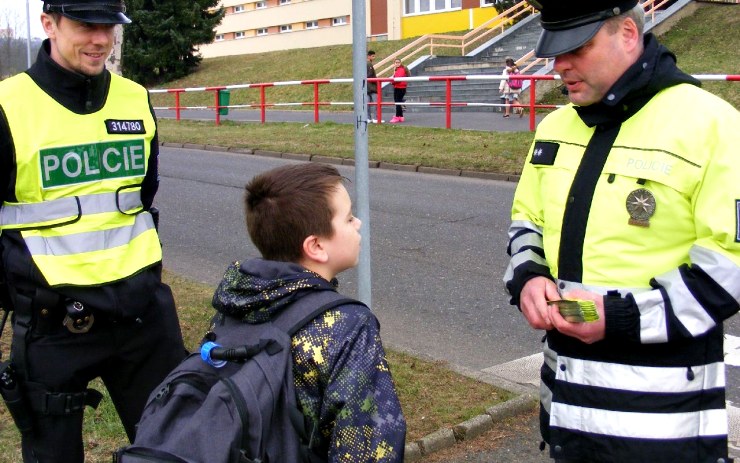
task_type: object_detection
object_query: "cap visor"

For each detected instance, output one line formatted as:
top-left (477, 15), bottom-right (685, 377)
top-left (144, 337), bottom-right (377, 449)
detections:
top-left (62, 11), bottom-right (131, 25)
top-left (535, 21), bottom-right (603, 58)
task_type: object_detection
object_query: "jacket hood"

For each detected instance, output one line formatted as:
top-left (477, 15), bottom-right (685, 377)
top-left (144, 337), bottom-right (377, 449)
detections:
top-left (212, 258), bottom-right (338, 322)
top-left (575, 33), bottom-right (700, 127)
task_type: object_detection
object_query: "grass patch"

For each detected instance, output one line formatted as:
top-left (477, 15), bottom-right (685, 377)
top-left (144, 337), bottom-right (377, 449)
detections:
top-left (159, 119), bottom-right (534, 175)
top-left (0, 271), bottom-right (509, 462)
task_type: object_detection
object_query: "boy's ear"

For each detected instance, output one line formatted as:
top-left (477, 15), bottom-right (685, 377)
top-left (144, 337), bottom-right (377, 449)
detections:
top-left (302, 235), bottom-right (329, 264)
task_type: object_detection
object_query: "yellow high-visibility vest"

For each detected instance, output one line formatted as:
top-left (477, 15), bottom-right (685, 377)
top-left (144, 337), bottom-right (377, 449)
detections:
top-left (0, 72), bottom-right (162, 286)
top-left (512, 83), bottom-right (740, 289)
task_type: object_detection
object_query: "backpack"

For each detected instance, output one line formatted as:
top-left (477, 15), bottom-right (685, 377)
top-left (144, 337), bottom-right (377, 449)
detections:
top-left (508, 69), bottom-right (523, 90)
top-left (114, 290), bottom-right (364, 463)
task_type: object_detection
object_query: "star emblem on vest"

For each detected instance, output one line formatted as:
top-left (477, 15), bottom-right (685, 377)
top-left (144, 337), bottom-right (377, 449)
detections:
top-left (533, 147), bottom-right (544, 158)
top-left (626, 188), bottom-right (656, 227)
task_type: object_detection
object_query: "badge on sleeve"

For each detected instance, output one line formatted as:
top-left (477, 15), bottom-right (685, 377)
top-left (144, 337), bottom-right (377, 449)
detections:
top-left (105, 119), bottom-right (146, 134)
top-left (530, 141), bottom-right (559, 166)
top-left (626, 188), bottom-right (656, 227)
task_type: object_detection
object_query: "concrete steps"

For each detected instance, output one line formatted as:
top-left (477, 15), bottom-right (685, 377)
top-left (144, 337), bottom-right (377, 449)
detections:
top-left (381, 14), bottom-right (544, 113)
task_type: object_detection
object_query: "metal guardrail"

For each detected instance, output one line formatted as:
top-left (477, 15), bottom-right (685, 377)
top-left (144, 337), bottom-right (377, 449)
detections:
top-left (150, 74), bottom-right (739, 130)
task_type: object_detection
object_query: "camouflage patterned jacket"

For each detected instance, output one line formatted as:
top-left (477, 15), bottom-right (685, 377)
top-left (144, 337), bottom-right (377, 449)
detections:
top-left (212, 258), bottom-right (406, 462)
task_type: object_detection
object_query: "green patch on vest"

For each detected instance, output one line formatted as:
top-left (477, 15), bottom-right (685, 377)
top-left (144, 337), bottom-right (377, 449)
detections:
top-left (40, 139), bottom-right (146, 189)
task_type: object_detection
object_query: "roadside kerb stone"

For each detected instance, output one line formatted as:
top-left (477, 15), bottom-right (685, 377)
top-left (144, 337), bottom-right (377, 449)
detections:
top-left (281, 152), bottom-right (312, 161)
top-left (253, 149), bottom-right (282, 159)
top-left (227, 147), bottom-right (254, 155)
top-left (161, 142), bottom-right (184, 148)
top-left (404, 442), bottom-right (422, 461)
top-left (418, 427), bottom-right (456, 455)
top-left (378, 162), bottom-right (418, 172)
top-left (418, 166), bottom-right (462, 177)
top-left (460, 170), bottom-right (512, 182)
top-left (204, 145), bottom-right (229, 152)
top-left (486, 392), bottom-right (538, 421)
top-left (311, 155), bottom-right (344, 165)
top-left (341, 158), bottom-right (381, 168)
top-left (182, 143), bottom-right (206, 150)
top-left (453, 413), bottom-right (494, 441)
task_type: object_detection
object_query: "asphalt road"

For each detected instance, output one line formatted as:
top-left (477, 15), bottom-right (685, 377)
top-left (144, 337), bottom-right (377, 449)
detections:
top-left (155, 143), bottom-right (740, 461)
top-left (156, 146), bottom-right (543, 370)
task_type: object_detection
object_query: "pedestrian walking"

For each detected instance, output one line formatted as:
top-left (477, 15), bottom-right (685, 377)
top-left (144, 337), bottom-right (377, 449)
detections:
top-left (366, 50), bottom-right (381, 123)
top-left (390, 59), bottom-right (410, 123)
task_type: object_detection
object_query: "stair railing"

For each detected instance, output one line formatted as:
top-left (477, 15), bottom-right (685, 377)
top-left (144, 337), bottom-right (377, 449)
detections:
top-left (374, 1), bottom-right (536, 78)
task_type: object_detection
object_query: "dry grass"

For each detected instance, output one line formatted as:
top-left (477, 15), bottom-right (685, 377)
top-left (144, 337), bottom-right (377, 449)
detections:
top-left (159, 119), bottom-right (535, 175)
top-left (0, 271), bottom-right (509, 462)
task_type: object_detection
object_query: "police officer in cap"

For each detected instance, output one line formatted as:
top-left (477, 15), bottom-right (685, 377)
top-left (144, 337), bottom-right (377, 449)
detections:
top-left (0, 1), bottom-right (186, 461)
top-left (504, 1), bottom-right (740, 462)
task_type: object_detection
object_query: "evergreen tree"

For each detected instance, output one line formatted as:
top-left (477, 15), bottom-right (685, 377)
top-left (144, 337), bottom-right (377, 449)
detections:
top-left (122, 0), bottom-right (224, 86)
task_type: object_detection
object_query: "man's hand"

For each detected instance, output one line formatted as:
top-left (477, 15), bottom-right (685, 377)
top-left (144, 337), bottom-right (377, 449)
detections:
top-left (520, 277), bottom-right (561, 330)
top-left (548, 289), bottom-right (606, 344)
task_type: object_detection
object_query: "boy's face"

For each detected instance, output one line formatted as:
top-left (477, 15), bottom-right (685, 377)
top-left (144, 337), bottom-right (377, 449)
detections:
top-left (322, 183), bottom-right (362, 277)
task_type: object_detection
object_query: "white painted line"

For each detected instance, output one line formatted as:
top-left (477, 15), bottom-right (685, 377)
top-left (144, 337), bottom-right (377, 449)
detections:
top-left (726, 335), bottom-right (740, 367)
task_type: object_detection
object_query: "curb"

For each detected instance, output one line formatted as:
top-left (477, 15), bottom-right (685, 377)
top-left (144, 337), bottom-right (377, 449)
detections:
top-left (402, 363), bottom-right (538, 461)
top-left (404, 391), bottom-right (538, 461)
top-left (161, 142), bottom-right (521, 183)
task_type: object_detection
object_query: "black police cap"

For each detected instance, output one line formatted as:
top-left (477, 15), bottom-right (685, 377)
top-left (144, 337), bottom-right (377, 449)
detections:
top-left (42, 0), bottom-right (131, 25)
top-left (530, 0), bottom-right (639, 58)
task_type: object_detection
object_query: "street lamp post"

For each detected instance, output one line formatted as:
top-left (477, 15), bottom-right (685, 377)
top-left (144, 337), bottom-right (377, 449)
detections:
top-left (25, 0), bottom-right (32, 68)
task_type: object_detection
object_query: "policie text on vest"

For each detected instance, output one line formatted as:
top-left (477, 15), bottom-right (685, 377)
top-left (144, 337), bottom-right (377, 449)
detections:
top-left (40, 140), bottom-right (146, 189)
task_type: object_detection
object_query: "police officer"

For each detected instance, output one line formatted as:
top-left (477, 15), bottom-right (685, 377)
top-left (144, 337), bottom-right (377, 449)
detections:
top-left (0, 1), bottom-right (186, 462)
top-left (503, 1), bottom-right (740, 462)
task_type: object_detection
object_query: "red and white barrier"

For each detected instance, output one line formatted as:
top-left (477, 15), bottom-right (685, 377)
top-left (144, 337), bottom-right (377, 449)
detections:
top-left (149, 74), bottom-right (738, 130)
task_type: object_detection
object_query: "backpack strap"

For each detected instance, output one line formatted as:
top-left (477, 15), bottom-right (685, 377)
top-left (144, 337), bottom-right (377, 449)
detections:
top-left (272, 290), bottom-right (366, 463)
top-left (272, 289), bottom-right (366, 336)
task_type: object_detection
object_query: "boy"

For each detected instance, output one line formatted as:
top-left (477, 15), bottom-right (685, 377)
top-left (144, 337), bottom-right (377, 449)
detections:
top-left (211, 163), bottom-right (406, 462)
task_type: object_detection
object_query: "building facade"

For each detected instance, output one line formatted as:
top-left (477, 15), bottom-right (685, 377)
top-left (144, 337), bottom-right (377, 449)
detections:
top-left (199, 0), bottom-right (505, 58)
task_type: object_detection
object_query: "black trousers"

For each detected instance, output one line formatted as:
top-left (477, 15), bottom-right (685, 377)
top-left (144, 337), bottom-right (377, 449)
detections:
top-left (14, 282), bottom-right (185, 463)
top-left (393, 88), bottom-right (406, 117)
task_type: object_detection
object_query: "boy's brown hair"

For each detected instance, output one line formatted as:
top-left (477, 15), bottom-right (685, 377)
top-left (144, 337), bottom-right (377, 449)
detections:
top-left (244, 163), bottom-right (343, 262)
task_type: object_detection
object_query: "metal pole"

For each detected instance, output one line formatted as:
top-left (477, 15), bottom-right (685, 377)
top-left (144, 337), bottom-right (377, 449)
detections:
top-left (351, 0), bottom-right (371, 306)
top-left (25, 0), bottom-right (32, 68)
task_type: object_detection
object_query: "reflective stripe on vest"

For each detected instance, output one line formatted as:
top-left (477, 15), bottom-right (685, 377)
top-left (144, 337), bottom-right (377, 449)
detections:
top-left (24, 212), bottom-right (154, 256)
top-left (0, 191), bottom-right (142, 229)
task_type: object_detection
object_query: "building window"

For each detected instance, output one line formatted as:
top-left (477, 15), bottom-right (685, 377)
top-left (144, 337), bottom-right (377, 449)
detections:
top-left (255, 1), bottom-right (266, 8)
top-left (215, 34), bottom-right (224, 41)
top-left (279, 0), bottom-right (291, 4)
top-left (405, 0), bottom-right (461, 14)
top-left (233, 5), bottom-right (244, 12)
top-left (257, 28), bottom-right (268, 36)
top-left (332, 16), bottom-right (347, 26)
top-left (305, 20), bottom-right (318, 29)
top-left (235, 31), bottom-right (245, 39)
top-left (279, 24), bottom-right (293, 33)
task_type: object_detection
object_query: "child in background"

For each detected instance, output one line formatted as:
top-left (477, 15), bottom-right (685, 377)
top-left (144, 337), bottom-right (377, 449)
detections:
top-left (390, 59), bottom-right (410, 123)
